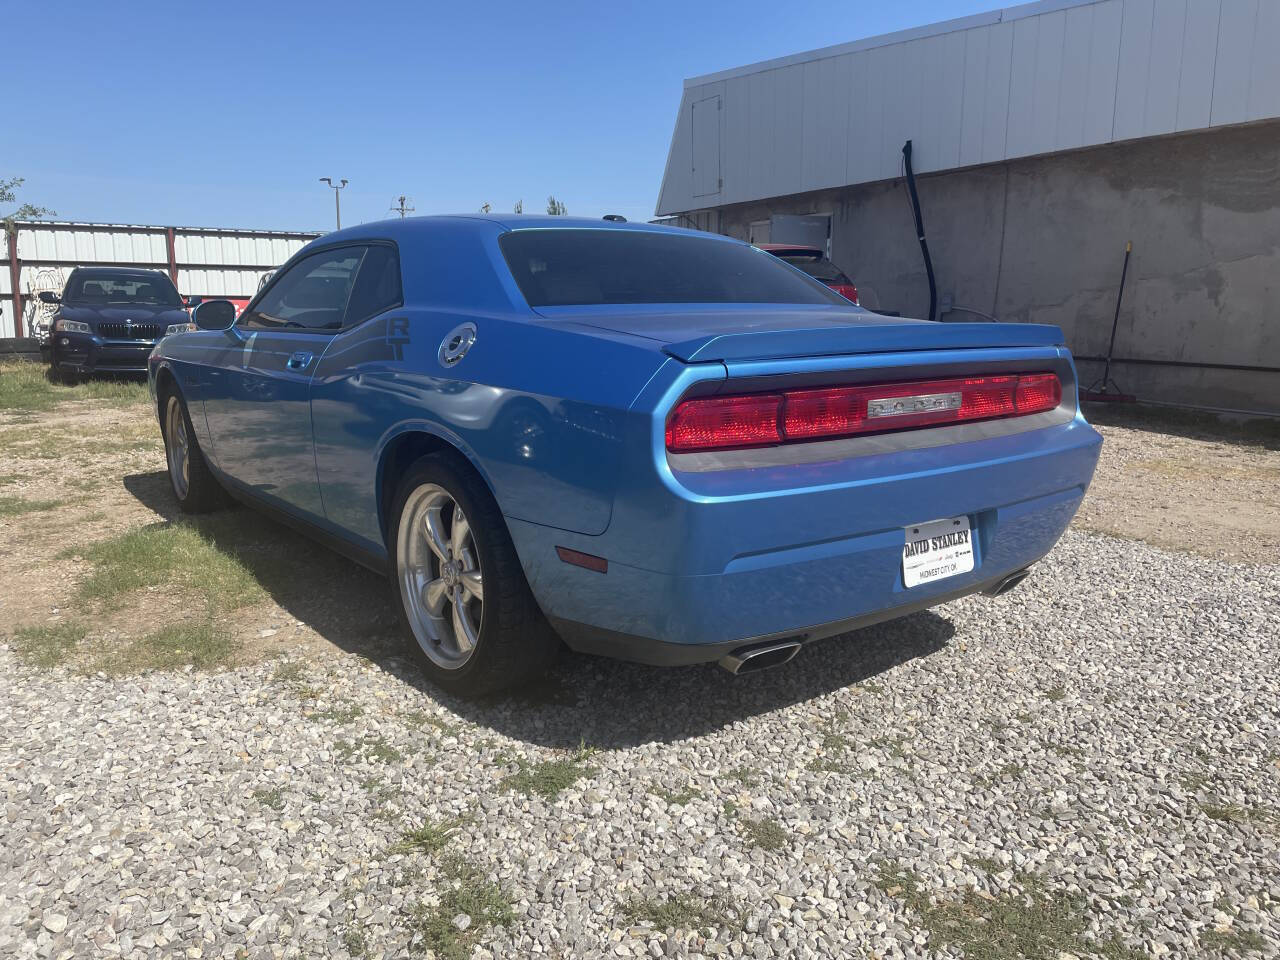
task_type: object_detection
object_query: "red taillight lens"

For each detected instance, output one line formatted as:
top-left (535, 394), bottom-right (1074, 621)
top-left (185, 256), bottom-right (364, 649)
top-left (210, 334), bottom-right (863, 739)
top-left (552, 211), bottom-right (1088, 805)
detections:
top-left (830, 283), bottom-right (859, 304)
top-left (783, 386), bottom-right (866, 439)
top-left (665, 393), bottom-right (782, 451)
top-left (666, 372), bottom-right (1062, 452)
top-left (1014, 373), bottom-right (1062, 414)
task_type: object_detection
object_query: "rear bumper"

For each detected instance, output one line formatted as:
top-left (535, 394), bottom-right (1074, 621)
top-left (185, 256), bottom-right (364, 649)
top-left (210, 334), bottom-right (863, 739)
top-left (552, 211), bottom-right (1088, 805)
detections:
top-left (51, 332), bottom-right (156, 373)
top-left (548, 567), bottom-right (1026, 666)
top-left (512, 413), bottom-right (1102, 663)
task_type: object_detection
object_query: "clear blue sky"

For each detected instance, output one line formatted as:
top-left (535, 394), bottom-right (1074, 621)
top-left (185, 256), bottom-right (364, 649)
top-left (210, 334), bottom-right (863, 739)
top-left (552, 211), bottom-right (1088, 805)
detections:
top-left (8, 0), bottom-right (996, 232)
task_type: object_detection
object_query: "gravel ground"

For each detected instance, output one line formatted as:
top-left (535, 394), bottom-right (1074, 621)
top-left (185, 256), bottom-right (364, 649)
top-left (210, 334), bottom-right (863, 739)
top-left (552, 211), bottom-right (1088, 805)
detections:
top-left (2, 529), bottom-right (1277, 959)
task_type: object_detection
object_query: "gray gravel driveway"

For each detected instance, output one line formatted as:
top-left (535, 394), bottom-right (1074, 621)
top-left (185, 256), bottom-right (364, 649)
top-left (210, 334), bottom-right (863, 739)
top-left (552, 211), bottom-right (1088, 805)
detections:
top-left (2, 528), bottom-right (1277, 959)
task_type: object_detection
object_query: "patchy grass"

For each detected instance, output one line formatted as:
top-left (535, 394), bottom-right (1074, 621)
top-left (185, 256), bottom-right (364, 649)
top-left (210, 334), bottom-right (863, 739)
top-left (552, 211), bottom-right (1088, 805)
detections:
top-left (407, 854), bottom-right (514, 960)
top-left (739, 815), bottom-right (788, 851)
top-left (821, 730), bottom-right (853, 752)
top-left (252, 788), bottom-right (285, 811)
top-left (1178, 771), bottom-right (1212, 792)
top-left (341, 924), bottom-right (368, 957)
top-left (808, 756), bottom-right (862, 775)
top-left (1201, 927), bottom-right (1268, 956)
top-left (402, 710), bottom-right (458, 736)
top-left (393, 817), bottom-right (466, 856)
top-left (501, 746), bottom-right (597, 799)
top-left (74, 521), bottom-right (263, 611)
top-left (724, 766), bottom-right (757, 788)
top-left (620, 893), bottom-right (736, 932)
top-left (808, 716), bottom-right (871, 775)
top-left (859, 680), bottom-right (886, 694)
top-left (874, 864), bottom-right (1144, 960)
top-left (1199, 803), bottom-right (1277, 827)
top-left (652, 786), bottom-right (701, 806)
top-left (93, 620), bottom-right (235, 674)
top-left (968, 856), bottom-right (1005, 876)
top-left (0, 361), bottom-right (149, 413)
top-left (336, 736), bottom-right (405, 765)
top-left (0, 495), bottom-right (59, 517)
top-left (869, 734), bottom-right (910, 759)
top-left (9, 621), bottom-right (86, 668)
top-left (1042, 685), bottom-right (1067, 702)
top-left (9, 618), bottom-right (233, 675)
top-left (309, 702), bottom-right (364, 724)
top-left (273, 661), bottom-right (306, 682)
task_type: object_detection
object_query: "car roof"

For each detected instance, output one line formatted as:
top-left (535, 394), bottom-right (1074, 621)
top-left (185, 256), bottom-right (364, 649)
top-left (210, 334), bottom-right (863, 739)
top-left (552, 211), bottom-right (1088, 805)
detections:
top-left (314, 214), bottom-right (745, 245)
top-left (71, 266), bottom-right (170, 276)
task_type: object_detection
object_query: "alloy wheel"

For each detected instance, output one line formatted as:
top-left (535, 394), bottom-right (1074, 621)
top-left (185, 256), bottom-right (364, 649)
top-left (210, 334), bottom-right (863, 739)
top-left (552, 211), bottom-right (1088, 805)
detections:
top-left (397, 483), bottom-right (484, 669)
top-left (165, 395), bottom-right (190, 498)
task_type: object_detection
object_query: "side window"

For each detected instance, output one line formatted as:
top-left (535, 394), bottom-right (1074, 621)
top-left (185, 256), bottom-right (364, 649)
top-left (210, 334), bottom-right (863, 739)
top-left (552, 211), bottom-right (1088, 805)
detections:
top-left (344, 244), bottom-right (403, 326)
top-left (240, 247), bottom-right (365, 331)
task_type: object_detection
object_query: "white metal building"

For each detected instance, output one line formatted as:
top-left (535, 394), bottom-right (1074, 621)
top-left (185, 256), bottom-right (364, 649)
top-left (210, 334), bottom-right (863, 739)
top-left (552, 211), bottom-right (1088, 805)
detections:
top-left (2, 221), bottom-right (323, 339)
top-left (656, 0), bottom-right (1280, 413)
top-left (659, 0), bottom-right (1280, 218)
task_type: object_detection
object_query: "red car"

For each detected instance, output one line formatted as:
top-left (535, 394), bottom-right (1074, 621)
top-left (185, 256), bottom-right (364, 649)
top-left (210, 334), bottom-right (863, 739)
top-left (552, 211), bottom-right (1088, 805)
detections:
top-left (758, 244), bottom-right (858, 304)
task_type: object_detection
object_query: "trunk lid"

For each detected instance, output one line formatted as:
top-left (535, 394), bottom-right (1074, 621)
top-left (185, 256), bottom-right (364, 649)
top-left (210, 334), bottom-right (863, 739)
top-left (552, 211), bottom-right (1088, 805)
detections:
top-left (533, 304), bottom-right (1064, 363)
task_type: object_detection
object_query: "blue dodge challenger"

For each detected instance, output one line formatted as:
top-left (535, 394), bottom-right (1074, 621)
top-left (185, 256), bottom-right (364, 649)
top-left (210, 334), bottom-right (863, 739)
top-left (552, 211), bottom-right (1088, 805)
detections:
top-left (148, 215), bottom-right (1101, 694)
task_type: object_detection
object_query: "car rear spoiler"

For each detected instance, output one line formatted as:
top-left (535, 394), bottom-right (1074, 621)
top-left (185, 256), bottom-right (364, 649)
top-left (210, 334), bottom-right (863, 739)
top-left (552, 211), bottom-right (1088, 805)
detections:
top-left (662, 322), bottom-right (1066, 363)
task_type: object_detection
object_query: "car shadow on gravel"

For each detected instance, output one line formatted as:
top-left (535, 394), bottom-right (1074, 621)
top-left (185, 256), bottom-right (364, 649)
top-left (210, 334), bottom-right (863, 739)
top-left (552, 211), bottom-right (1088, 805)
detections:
top-left (457, 612), bottom-right (955, 749)
top-left (124, 468), bottom-right (954, 748)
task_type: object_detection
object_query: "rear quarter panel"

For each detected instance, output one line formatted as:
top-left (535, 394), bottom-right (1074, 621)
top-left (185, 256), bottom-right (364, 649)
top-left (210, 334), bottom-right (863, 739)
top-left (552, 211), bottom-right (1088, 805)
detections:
top-left (309, 308), bottom-right (666, 554)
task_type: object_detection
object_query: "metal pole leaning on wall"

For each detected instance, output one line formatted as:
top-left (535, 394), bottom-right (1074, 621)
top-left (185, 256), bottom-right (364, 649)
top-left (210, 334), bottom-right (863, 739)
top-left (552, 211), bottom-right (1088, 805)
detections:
top-left (1084, 241), bottom-right (1136, 402)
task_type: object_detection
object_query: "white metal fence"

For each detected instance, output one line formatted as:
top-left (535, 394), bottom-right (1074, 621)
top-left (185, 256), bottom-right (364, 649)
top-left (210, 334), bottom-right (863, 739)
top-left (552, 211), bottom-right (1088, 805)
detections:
top-left (2, 221), bottom-right (323, 339)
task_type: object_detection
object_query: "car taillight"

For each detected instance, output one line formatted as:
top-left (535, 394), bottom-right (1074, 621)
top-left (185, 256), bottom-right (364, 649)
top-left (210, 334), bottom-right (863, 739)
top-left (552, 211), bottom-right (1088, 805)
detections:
top-left (665, 372), bottom-right (1062, 452)
top-left (665, 393), bottom-right (783, 450)
top-left (829, 282), bottom-right (859, 304)
top-left (1014, 372), bottom-right (1062, 412)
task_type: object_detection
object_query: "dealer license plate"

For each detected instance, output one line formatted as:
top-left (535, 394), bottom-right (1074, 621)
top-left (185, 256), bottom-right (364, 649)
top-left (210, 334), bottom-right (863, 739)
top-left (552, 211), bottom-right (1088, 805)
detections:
top-left (902, 516), bottom-right (974, 588)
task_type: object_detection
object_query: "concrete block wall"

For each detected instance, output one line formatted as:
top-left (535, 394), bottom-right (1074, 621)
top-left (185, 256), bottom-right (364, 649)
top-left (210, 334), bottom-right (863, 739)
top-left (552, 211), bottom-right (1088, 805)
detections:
top-left (711, 121), bottom-right (1280, 414)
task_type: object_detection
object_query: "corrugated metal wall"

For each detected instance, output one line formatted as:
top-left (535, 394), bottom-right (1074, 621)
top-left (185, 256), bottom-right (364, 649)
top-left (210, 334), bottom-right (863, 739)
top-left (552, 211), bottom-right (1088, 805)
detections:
top-left (1, 221), bottom-right (321, 338)
top-left (657, 0), bottom-right (1280, 215)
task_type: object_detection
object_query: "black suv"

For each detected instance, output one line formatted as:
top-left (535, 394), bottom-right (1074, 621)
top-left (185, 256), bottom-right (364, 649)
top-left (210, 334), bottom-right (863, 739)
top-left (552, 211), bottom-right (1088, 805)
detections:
top-left (42, 267), bottom-right (197, 382)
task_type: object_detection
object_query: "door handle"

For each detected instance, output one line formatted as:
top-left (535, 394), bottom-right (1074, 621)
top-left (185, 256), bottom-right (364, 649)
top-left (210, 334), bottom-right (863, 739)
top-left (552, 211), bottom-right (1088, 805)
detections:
top-left (287, 351), bottom-right (314, 370)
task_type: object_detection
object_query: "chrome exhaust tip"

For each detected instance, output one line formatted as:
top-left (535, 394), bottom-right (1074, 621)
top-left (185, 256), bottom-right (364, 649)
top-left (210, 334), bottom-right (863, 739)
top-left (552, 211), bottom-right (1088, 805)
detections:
top-left (718, 640), bottom-right (803, 675)
top-left (984, 568), bottom-right (1031, 597)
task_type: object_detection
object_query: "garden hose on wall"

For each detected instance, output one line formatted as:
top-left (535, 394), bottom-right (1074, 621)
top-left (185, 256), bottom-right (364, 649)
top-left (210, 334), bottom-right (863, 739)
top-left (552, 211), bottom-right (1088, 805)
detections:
top-left (902, 140), bottom-right (937, 322)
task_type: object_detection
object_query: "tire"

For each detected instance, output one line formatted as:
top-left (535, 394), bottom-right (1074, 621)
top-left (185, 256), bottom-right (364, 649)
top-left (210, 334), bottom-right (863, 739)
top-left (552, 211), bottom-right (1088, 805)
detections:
top-left (53, 362), bottom-right (81, 386)
top-left (160, 389), bottom-right (225, 513)
top-left (390, 452), bottom-right (559, 696)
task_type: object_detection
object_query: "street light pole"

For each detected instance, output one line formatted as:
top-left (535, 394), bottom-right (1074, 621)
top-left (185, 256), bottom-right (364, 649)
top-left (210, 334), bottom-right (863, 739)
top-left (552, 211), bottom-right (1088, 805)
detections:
top-left (319, 177), bottom-right (348, 230)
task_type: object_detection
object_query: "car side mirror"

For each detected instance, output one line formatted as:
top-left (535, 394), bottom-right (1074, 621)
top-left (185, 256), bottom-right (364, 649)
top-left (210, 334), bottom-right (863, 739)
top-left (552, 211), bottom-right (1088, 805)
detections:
top-left (192, 299), bottom-right (237, 331)
top-left (38, 291), bottom-right (61, 304)
top-left (185, 296), bottom-right (203, 308)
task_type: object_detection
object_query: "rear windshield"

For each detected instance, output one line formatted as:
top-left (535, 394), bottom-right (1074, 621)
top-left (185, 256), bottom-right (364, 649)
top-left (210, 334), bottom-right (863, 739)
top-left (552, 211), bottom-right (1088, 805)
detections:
top-left (499, 229), bottom-right (845, 307)
top-left (777, 253), bottom-right (850, 284)
top-left (65, 272), bottom-right (181, 306)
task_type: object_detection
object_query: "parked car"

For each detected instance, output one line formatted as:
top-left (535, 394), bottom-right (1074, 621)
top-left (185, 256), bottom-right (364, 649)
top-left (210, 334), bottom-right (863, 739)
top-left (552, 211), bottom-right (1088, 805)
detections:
top-left (41, 267), bottom-right (198, 383)
top-left (150, 216), bottom-right (1101, 695)
top-left (758, 243), bottom-right (859, 303)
